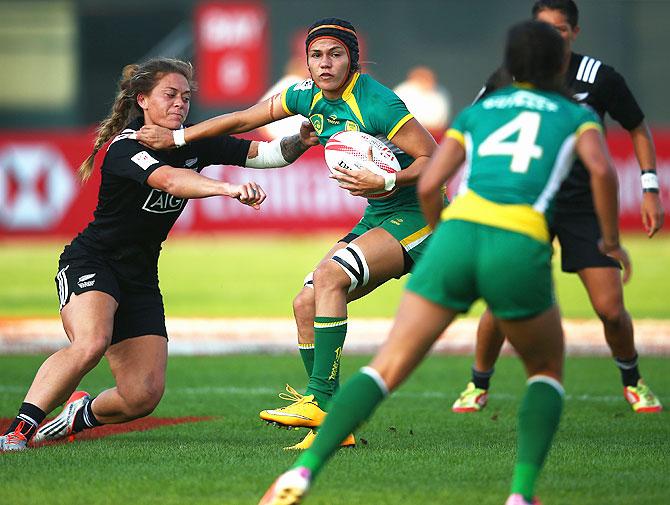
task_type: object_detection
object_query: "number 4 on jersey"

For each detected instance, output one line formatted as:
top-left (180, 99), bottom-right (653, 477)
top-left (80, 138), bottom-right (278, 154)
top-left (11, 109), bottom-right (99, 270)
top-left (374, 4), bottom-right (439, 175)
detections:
top-left (478, 111), bottom-right (543, 173)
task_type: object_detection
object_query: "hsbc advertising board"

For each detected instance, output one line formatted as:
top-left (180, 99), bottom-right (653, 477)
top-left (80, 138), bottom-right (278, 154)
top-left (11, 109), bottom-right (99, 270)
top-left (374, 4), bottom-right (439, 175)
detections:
top-left (195, 1), bottom-right (269, 105)
top-left (0, 129), bottom-right (669, 238)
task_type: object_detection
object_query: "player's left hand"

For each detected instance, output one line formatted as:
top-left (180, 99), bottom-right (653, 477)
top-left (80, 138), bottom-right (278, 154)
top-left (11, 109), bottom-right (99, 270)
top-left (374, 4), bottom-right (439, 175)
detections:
top-left (329, 147), bottom-right (384, 196)
top-left (299, 121), bottom-right (319, 148)
top-left (135, 125), bottom-right (175, 149)
top-left (640, 192), bottom-right (664, 238)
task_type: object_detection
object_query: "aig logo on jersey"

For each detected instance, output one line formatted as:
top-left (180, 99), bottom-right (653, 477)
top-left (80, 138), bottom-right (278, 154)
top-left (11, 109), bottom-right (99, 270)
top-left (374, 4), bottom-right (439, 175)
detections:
top-left (142, 189), bottom-right (185, 214)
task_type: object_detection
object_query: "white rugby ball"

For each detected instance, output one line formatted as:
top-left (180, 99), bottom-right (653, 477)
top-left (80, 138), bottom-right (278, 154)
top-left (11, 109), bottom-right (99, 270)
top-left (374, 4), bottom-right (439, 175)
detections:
top-left (324, 131), bottom-right (401, 199)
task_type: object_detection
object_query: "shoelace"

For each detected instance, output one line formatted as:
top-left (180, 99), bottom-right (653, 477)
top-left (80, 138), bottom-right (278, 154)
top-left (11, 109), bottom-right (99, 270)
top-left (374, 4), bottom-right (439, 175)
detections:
top-left (278, 384), bottom-right (306, 404)
top-left (5, 421), bottom-right (28, 444)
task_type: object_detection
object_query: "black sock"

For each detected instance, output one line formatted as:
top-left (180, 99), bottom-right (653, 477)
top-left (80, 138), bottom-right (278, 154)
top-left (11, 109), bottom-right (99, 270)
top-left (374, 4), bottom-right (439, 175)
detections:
top-left (471, 366), bottom-right (495, 390)
top-left (72, 397), bottom-right (102, 433)
top-left (615, 354), bottom-right (641, 387)
top-left (4, 402), bottom-right (47, 440)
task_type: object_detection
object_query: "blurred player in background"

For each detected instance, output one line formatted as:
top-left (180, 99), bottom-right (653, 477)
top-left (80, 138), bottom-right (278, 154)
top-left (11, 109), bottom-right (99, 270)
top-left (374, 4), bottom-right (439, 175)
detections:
top-left (453, 0), bottom-right (664, 416)
top-left (394, 65), bottom-right (451, 136)
top-left (0, 57), bottom-right (316, 451)
top-left (135, 18), bottom-right (438, 450)
top-left (259, 20), bottom-right (627, 505)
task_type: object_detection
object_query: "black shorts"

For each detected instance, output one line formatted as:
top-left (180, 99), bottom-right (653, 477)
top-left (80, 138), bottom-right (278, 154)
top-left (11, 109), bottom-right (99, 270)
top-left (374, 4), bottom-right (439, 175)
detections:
top-left (55, 249), bottom-right (167, 345)
top-left (551, 211), bottom-right (620, 273)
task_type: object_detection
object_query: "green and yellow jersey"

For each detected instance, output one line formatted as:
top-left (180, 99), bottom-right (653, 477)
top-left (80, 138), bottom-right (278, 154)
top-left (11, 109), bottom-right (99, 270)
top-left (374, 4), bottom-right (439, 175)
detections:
top-left (281, 72), bottom-right (416, 211)
top-left (443, 84), bottom-right (601, 243)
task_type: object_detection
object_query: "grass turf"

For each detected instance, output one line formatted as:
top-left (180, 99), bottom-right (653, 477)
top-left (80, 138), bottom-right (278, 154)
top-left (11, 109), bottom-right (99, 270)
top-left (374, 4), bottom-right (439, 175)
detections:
top-left (1, 353), bottom-right (668, 504)
top-left (1, 233), bottom-right (669, 318)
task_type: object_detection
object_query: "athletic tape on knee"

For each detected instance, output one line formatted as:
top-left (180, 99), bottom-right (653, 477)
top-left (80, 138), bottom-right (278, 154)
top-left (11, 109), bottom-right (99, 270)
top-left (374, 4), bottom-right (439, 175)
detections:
top-left (331, 243), bottom-right (370, 293)
top-left (303, 271), bottom-right (314, 288)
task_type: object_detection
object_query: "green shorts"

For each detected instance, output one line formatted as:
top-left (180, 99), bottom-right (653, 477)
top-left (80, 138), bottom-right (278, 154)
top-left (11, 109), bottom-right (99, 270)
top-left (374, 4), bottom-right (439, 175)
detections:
top-left (348, 204), bottom-right (432, 265)
top-left (406, 220), bottom-right (555, 320)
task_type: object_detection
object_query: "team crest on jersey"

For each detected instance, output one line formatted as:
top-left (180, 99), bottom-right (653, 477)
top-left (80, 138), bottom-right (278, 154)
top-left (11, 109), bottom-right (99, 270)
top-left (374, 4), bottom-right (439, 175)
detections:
top-left (142, 189), bottom-right (185, 214)
top-left (345, 120), bottom-right (360, 132)
top-left (310, 114), bottom-right (324, 135)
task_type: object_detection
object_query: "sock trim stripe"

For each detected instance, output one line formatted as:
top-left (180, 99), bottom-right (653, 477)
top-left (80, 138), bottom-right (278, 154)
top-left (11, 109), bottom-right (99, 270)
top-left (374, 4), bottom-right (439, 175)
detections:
top-left (298, 343), bottom-right (315, 349)
top-left (17, 413), bottom-right (39, 427)
top-left (614, 357), bottom-right (639, 370)
top-left (314, 320), bottom-right (347, 329)
top-left (527, 375), bottom-right (565, 397)
top-left (360, 366), bottom-right (389, 397)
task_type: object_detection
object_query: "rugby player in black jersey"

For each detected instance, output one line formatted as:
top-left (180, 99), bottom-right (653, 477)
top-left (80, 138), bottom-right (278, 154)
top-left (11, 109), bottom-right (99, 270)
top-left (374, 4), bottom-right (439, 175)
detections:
top-left (453, 0), bottom-right (664, 415)
top-left (0, 58), bottom-right (317, 451)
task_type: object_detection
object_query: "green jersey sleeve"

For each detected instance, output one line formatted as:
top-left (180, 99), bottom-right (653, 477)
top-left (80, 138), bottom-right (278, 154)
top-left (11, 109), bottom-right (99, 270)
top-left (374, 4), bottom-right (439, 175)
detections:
top-left (363, 76), bottom-right (414, 140)
top-left (281, 79), bottom-right (318, 117)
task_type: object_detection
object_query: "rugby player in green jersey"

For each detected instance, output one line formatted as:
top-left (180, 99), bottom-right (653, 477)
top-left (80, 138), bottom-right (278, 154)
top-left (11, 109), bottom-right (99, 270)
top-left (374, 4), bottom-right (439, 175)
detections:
top-left (258, 20), bottom-right (628, 505)
top-left (136, 18), bottom-right (437, 449)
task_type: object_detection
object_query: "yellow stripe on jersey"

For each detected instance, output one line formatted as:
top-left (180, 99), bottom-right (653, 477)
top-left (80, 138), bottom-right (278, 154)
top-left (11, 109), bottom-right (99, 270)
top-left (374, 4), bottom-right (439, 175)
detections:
top-left (399, 225), bottom-right (432, 250)
top-left (576, 121), bottom-right (602, 137)
top-left (445, 128), bottom-right (465, 148)
top-left (388, 113), bottom-right (414, 140)
top-left (441, 190), bottom-right (550, 243)
top-left (310, 90), bottom-right (324, 111)
top-left (314, 319), bottom-right (348, 329)
top-left (281, 88), bottom-right (293, 115)
top-left (342, 73), bottom-right (366, 127)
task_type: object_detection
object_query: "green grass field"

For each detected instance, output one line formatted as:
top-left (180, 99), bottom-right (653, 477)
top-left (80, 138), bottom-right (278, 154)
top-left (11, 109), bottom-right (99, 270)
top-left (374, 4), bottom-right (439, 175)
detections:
top-left (1, 233), bottom-right (669, 318)
top-left (1, 354), bottom-right (668, 504)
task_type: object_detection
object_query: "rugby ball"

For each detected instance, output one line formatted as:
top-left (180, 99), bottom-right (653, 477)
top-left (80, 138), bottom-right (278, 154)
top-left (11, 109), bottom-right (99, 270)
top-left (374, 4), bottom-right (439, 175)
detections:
top-left (324, 131), bottom-right (401, 199)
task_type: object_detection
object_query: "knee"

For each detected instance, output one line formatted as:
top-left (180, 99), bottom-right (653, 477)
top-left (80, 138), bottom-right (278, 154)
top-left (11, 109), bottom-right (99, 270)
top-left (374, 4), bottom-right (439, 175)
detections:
top-left (69, 339), bottom-right (107, 372)
top-left (313, 262), bottom-right (350, 292)
top-left (594, 302), bottom-right (627, 327)
top-left (121, 379), bottom-right (165, 418)
top-left (292, 288), bottom-right (314, 319)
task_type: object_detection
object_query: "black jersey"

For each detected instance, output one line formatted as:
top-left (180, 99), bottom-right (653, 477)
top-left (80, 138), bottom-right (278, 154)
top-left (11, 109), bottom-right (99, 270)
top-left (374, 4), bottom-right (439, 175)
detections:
top-left (65, 118), bottom-right (250, 278)
top-left (477, 53), bottom-right (645, 212)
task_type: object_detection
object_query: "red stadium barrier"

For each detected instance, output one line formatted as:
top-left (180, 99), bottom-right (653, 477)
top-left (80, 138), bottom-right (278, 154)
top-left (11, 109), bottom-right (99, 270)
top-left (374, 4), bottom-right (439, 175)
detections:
top-left (0, 128), bottom-right (668, 238)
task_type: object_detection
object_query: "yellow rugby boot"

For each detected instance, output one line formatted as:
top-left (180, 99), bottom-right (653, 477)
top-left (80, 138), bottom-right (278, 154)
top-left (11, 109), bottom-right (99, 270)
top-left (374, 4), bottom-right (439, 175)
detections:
top-left (283, 429), bottom-right (356, 450)
top-left (260, 385), bottom-right (326, 428)
top-left (452, 382), bottom-right (488, 413)
top-left (624, 379), bottom-right (663, 413)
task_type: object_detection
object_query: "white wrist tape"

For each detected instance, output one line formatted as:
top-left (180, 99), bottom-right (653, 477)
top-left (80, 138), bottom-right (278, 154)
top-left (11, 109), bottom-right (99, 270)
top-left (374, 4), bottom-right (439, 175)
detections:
top-left (245, 139), bottom-right (289, 169)
top-left (382, 172), bottom-right (397, 191)
top-left (173, 128), bottom-right (186, 147)
top-left (641, 171), bottom-right (659, 192)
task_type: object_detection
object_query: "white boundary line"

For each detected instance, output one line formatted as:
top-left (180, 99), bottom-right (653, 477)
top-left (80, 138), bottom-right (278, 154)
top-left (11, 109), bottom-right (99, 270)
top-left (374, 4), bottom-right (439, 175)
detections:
top-left (1, 318), bottom-right (669, 356)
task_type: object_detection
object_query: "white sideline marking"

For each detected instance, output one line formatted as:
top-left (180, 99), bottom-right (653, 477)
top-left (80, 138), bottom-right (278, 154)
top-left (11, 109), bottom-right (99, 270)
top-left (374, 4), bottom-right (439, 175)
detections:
top-left (0, 384), bottom-right (627, 403)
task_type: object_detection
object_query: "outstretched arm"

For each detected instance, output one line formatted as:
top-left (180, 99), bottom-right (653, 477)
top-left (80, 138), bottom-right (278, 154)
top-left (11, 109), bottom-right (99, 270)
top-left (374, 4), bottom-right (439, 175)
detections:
top-left (146, 165), bottom-right (266, 209)
top-left (135, 93), bottom-right (291, 150)
top-left (245, 121), bottom-right (319, 168)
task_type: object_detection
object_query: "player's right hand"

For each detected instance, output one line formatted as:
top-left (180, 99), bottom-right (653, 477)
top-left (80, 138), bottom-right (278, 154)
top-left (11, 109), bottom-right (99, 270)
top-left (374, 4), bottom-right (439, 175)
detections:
top-left (135, 125), bottom-right (175, 149)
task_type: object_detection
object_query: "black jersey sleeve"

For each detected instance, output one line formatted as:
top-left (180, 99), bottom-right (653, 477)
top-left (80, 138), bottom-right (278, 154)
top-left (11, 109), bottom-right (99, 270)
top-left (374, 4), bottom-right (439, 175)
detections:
top-left (601, 69), bottom-right (645, 130)
top-left (103, 138), bottom-right (169, 185)
top-left (191, 135), bottom-right (252, 168)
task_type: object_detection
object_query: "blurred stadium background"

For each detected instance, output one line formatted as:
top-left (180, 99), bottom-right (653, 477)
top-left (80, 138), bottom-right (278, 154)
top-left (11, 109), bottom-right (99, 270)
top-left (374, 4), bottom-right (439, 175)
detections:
top-left (1, 0), bottom-right (669, 350)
